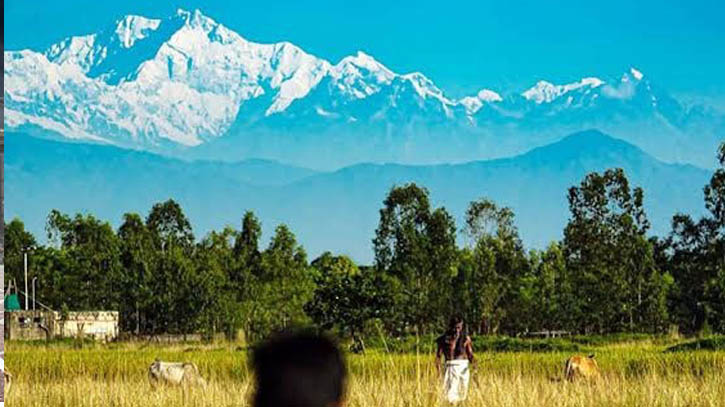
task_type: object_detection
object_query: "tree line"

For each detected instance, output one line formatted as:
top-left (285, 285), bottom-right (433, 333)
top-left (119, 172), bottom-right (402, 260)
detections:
top-left (5, 144), bottom-right (725, 343)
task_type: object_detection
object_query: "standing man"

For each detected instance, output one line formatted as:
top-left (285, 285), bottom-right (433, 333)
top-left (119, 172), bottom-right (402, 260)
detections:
top-left (436, 315), bottom-right (475, 405)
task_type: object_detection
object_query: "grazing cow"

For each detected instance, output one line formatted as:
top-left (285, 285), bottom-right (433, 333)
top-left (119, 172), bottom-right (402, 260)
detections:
top-left (564, 354), bottom-right (600, 381)
top-left (148, 359), bottom-right (207, 387)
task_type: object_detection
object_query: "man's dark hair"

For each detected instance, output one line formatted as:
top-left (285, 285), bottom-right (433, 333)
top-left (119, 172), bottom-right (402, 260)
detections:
top-left (438, 315), bottom-right (467, 357)
top-left (447, 315), bottom-right (464, 333)
top-left (252, 331), bottom-right (346, 407)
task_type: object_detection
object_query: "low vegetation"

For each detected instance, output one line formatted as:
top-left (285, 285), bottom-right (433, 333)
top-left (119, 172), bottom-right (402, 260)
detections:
top-left (665, 336), bottom-right (725, 352)
top-left (6, 337), bottom-right (725, 407)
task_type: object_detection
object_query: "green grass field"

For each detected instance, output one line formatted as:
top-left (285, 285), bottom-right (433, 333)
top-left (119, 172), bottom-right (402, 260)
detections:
top-left (5, 337), bottom-right (725, 407)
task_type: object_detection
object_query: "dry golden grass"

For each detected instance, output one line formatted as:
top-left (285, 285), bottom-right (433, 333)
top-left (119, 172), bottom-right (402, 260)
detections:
top-left (6, 340), bottom-right (725, 407)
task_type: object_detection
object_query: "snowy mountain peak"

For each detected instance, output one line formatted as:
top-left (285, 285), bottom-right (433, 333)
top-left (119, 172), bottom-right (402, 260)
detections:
top-left (348, 51), bottom-right (381, 67)
top-left (621, 67), bottom-right (645, 84)
top-left (477, 89), bottom-right (503, 102)
top-left (578, 77), bottom-right (605, 87)
top-left (329, 51), bottom-right (396, 99)
top-left (459, 96), bottom-right (483, 114)
top-left (5, 7), bottom-right (709, 167)
top-left (522, 81), bottom-right (560, 103)
top-left (44, 34), bottom-right (99, 70)
top-left (175, 8), bottom-right (217, 31)
top-left (401, 72), bottom-right (454, 105)
top-left (114, 15), bottom-right (161, 48)
top-left (458, 89), bottom-right (502, 115)
top-left (334, 51), bottom-right (395, 78)
top-left (522, 77), bottom-right (604, 104)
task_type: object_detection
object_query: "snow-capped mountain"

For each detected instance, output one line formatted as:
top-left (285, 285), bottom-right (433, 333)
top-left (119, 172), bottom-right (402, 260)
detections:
top-left (521, 77), bottom-right (604, 104)
top-left (4, 9), bottom-right (723, 168)
top-left (514, 68), bottom-right (669, 114)
top-left (6, 9), bottom-right (333, 147)
top-left (4, 9), bottom-right (460, 147)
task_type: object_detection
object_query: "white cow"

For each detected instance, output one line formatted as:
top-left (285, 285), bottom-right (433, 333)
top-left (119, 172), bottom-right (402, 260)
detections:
top-left (148, 359), bottom-right (207, 387)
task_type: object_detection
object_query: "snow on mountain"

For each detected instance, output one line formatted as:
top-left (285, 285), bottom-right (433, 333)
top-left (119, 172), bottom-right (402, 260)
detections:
top-left (4, 9), bottom-right (470, 148)
top-left (521, 77), bottom-right (604, 104)
top-left (44, 14), bottom-right (168, 81)
top-left (401, 72), bottom-right (455, 106)
top-left (478, 89), bottom-right (503, 103)
top-left (115, 15), bottom-right (162, 48)
top-left (329, 51), bottom-right (395, 99)
top-left (459, 89), bottom-right (502, 114)
top-left (630, 67), bottom-right (644, 81)
top-left (4, 8), bottom-right (722, 168)
top-left (5, 9), bottom-right (340, 147)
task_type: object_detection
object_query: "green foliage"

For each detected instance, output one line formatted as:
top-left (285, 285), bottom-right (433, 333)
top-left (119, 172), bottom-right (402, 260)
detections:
top-left (568, 333), bottom-right (656, 346)
top-left (372, 183), bottom-right (458, 334)
top-left (6, 140), bottom-right (725, 340)
top-left (456, 198), bottom-right (531, 335)
top-left (233, 211), bottom-right (262, 279)
top-left (563, 168), bottom-right (668, 333)
top-left (664, 142), bottom-right (725, 334)
top-left (44, 210), bottom-right (124, 311)
top-left (363, 334), bottom-right (581, 353)
top-left (3, 218), bottom-right (38, 289)
top-left (472, 336), bottom-right (581, 353)
top-left (665, 336), bottom-right (725, 352)
top-left (305, 252), bottom-right (393, 352)
top-left (194, 227), bottom-right (239, 339)
top-left (117, 213), bottom-right (155, 333)
top-left (146, 199), bottom-right (195, 253)
top-left (243, 224), bottom-right (316, 341)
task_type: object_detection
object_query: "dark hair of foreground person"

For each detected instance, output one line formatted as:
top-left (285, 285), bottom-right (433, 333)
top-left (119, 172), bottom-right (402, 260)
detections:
top-left (252, 331), bottom-right (347, 407)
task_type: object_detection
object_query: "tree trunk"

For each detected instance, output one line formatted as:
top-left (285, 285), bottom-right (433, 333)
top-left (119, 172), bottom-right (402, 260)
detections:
top-left (135, 302), bottom-right (140, 335)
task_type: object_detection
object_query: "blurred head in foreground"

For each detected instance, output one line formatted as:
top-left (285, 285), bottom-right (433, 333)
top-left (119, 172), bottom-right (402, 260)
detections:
top-left (252, 331), bottom-right (346, 407)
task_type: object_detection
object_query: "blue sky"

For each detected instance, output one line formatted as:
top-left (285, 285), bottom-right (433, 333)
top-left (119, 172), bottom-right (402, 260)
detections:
top-left (5, 0), bottom-right (725, 100)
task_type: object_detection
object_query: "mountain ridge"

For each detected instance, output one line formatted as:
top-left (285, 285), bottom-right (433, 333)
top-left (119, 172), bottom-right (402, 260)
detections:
top-left (5, 130), bottom-right (711, 263)
top-left (4, 8), bottom-right (722, 169)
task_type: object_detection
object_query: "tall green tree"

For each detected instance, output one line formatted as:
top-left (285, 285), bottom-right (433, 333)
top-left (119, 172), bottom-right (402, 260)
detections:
top-left (702, 143), bottom-right (725, 332)
top-left (517, 242), bottom-right (572, 333)
top-left (563, 169), bottom-right (668, 333)
top-left (3, 218), bottom-right (37, 291)
top-left (305, 252), bottom-right (393, 352)
top-left (234, 211), bottom-right (262, 271)
top-left (146, 199), bottom-right (194, 253)
top-left (194, 227), bottom-right (240, 339)
top-left (461, 198), bottom-right (528, 334)
top-left (373, 183), bottom-right (457, 334)
top-left (145, 199), bottom-right (197, 334)
top-left (245, 224), bottom-right (315, 341)
top-left (118, 213), bottom-right (156, 333)
top-left (45, 210), bottom-right (124, 311)
top-left (232, 211), bottom-right (262, 295)
top-left (426, 207), bottom-right (459, 328)
top-left (668, 142), bottom-right (725, 333)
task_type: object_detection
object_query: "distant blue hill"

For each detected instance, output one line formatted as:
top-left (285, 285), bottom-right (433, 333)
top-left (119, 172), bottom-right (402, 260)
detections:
top-left (5, 130), bottom-right (711, 263)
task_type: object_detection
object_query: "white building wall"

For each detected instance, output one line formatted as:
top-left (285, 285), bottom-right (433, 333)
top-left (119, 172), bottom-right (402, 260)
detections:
top-left (57, 311), bottom-right (119, 341)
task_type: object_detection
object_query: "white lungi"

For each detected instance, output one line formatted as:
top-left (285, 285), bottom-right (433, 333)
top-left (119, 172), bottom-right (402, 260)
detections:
top-left (443, 359), bottom-right (470, 404)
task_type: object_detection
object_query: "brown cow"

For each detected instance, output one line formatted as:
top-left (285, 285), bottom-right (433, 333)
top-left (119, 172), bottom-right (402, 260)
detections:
top-left (564, 354), bottom-right (600, 381)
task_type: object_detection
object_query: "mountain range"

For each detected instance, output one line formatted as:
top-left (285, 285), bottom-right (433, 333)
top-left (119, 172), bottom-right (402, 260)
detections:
top-left (4, 9), bottom-right (723, 169)
top-left (5, 130), bottom-right (711, 263)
